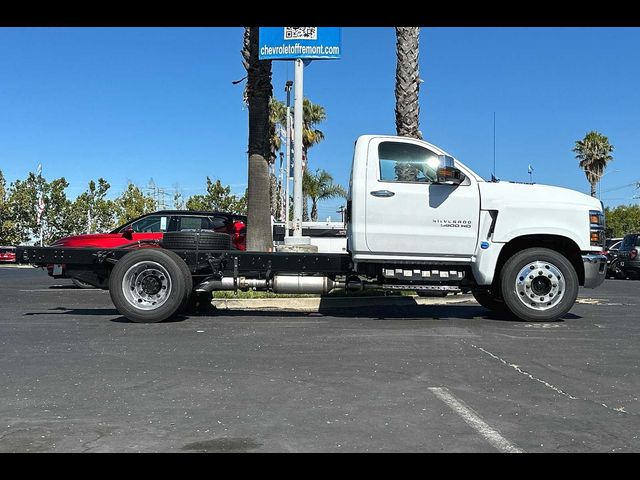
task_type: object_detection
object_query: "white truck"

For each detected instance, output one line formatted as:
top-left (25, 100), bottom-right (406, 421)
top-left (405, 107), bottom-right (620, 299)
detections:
top-left (16, 135), bottom-right (607, 323)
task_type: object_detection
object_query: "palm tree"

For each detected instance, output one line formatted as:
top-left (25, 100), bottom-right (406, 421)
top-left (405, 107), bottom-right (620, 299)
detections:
top-left (268, 97), bottom-right (287, 162)
top-left (394, 27), bottom-right (423, 182)
top-left (270, 98), bottom-right (326, 168)
top-left (269, 97), bottom-right (327, 220)
top-left (301, 99), bottom-right (326, 169)
top-left (242, 27), bottom-right (274, 251)
top-left (395, 27), bottom-right (422, 139)
top-left (302, 169), bottom-right (347, 222)
top-left (573, 131), bottom-right (614, 197)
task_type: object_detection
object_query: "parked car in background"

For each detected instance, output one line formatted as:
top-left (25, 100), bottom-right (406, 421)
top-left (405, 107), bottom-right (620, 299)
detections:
top-left (604, 238), bottom-right (623, 278)
top-left (616, 233), bottom-right (640, 279)
top-left (47, 210), bottom-right (246, 287)
top-left (0, 246), bottom-right (16, 263)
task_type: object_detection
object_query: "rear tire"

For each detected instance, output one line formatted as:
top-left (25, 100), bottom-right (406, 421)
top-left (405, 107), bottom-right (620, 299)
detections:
top-left (160, 249), bottom-right (194, 313)
top-left (499, 248), bottom-right (578, 322)
top-left (109, 249), bottom-right (189, 323)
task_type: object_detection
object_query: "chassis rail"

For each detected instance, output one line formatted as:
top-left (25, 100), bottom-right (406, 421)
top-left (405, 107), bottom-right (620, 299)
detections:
top-left (15, 246), bottom-right (354, 277)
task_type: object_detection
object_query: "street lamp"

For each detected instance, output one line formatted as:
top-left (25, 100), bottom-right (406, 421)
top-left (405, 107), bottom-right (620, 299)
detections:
top-left (284, 80), bottom-right (293, 237)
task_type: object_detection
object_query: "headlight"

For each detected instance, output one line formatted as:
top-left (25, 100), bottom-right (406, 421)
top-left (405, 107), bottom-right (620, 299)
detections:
top-left (589, 210), bottom-right (605, 247)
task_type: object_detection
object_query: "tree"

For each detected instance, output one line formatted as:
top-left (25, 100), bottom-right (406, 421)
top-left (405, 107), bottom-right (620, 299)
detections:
top-left (269, 97), bottom-right (325, 168)
top-left (394, 27), bottom-right (423, 182)
top-left (269, 97), bottom-right (327, 220)
top-left (43, 177), bottom-right (73, 243)
top-left (301, 98), bottom-right (326, 170)
top-left (395, 27), bottom-right (422, 139)
top-left (69, 178), bottom-right (115, 234)
top-left (0, 170), bottom-right (20, 245)
top-left (573, 131), bottom-right (614, 197)
top-left (2, 171), bottom-right (76, 245)
top-left (302, 169), bottom-right (347, 222)
top-left (243, 26), bottom-right (274, 251)
top-left (114, 183), bottom-right (156, 225)
top-left (185, 177), bottom-right (247, 215)
top-left (605, 204), bottom-right (640, 238)
top-left (7, 173), bottom-right (39, 244)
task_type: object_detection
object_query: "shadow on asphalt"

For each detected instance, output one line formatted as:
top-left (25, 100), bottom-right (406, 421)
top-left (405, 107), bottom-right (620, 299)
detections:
top-left (21, 305), bottom-right (582, 324)
top-left (205, 305), bottom-right (581, 324)
top-left (23, 307), bottom-right (120, 316)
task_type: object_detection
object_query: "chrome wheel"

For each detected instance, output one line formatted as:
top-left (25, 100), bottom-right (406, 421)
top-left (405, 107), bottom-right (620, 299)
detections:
top-left (122, 261), bottom-right (172, 311)
top-left (514, 260), bottom-right (565, 311)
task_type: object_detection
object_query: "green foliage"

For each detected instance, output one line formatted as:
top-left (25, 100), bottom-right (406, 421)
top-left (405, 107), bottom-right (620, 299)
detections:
top-left (68, 178), bottom-right (116, 235)
top-left (43, 177), bottom-right (73, 243)
top-left (605, 204), bottom-right (640, 238)
top-left (0, 168), bottom-right (247, 245)
top-left (186, 177), bottom-right (247, 215)
top-left (114, 183), bottom-right (156, 225)
top-left (269, 97), bottom-right (326, 165)
top-left (302, 169), bottom-right (347, 222)
top-left (0, 170), bottom-right (21, 245)
top-left (573, 131), bottom-right (614, 197)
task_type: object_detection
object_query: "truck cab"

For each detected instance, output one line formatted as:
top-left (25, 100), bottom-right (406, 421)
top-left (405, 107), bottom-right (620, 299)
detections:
top-left (347, 135), bottom-right (606, 319)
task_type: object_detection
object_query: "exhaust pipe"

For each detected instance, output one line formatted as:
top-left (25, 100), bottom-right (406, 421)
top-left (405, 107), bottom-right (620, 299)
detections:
top-left (272, 275), bottom-right (344, 294)
top-left (195, 275), bottom-right (345, 295)
top-left (195, 277), bottom-right (267, 293)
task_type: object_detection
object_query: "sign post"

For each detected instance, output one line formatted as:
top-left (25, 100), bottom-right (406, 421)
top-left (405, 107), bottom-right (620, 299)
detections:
top-left (259, 27), bottom-right (341, 242)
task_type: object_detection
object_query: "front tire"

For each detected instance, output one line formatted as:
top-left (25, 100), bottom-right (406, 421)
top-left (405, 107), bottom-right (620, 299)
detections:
top-left (109, 249), bottom-right (189, 323)
top-left (500, 248), bottom-right (579, 322)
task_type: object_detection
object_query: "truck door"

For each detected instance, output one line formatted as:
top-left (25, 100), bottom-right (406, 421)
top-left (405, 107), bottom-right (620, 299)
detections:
top-left (364, 137), bottom-right (480, 257)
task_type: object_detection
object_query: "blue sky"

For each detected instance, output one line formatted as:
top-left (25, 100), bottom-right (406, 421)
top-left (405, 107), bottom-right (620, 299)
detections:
top-left (1, 27), bottom-right (639, 220)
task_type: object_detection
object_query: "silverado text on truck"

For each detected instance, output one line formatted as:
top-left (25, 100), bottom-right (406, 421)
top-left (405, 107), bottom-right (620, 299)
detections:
top-left (16, 135), bottom-right (607, 323)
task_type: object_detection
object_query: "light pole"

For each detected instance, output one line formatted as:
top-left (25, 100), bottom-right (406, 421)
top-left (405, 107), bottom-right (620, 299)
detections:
top-left (292, 58), bottom-right (304, 238)
top-left (284, 80), bottom-right (293, 237)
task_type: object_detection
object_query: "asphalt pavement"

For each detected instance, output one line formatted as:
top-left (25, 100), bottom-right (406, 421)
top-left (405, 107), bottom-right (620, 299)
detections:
top-left (1, 265), bottom-right (639, 452)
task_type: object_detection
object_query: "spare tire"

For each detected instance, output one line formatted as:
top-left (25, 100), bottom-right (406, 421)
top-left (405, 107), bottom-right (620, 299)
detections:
top-left (160, 231), bottom-right (231, 251)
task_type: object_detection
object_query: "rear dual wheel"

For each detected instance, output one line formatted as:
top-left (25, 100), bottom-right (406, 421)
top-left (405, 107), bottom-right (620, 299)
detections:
top-left (109, 249), bottom-right (191, 323)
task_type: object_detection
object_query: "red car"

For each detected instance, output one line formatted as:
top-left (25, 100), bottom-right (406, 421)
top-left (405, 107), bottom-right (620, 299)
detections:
top-left (47, 210), bottom-right (247, 287)
top-left (0, 246), bottom-right (16, 263)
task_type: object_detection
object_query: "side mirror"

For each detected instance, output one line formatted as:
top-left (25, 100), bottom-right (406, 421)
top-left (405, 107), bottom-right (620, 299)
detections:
top-left (121, 225), bottom-right (134, 239)
top-left (436, 155), bottom-right (465, 185)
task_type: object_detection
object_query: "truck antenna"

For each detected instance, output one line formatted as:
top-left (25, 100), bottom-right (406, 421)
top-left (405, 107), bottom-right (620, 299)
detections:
top-left (492, 112), bottom-right (496, 181)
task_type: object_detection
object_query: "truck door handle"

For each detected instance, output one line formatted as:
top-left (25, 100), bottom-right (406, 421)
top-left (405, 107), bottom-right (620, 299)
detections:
top-left (370, 190), bottom-right (395, 198)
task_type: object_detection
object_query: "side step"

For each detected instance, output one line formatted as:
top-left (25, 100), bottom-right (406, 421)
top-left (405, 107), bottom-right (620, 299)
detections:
top-left (382, 284), bottom-right (461, 292)
top-left (382, 268), bottom-right (465, 281)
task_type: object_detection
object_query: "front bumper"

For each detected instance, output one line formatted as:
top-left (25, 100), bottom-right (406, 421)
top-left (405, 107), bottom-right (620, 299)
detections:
top-left (582, 254), bottom-right (607, 288)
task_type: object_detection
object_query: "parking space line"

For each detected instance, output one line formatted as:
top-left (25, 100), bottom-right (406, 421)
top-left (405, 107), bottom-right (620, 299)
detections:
top-left (428, 387), bottom-right (524, 453)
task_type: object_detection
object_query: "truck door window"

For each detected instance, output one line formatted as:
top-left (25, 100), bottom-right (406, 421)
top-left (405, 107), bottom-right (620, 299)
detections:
top-left (378, 141), bottom-right (440, 183)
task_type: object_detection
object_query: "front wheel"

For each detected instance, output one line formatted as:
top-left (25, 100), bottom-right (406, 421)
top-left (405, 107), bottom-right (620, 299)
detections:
top-left (109, 249), bottom-right (190, 323)
top-left (500, 248), bottom-right (579, 322)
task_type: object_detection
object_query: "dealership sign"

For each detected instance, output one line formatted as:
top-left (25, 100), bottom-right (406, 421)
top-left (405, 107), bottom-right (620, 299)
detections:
top-left (258, 27), bottom-right (341, 60)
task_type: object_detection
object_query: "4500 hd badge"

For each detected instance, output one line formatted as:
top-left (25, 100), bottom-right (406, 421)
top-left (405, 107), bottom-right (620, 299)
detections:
top-left (433, 219), bottom-right (473, 228)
